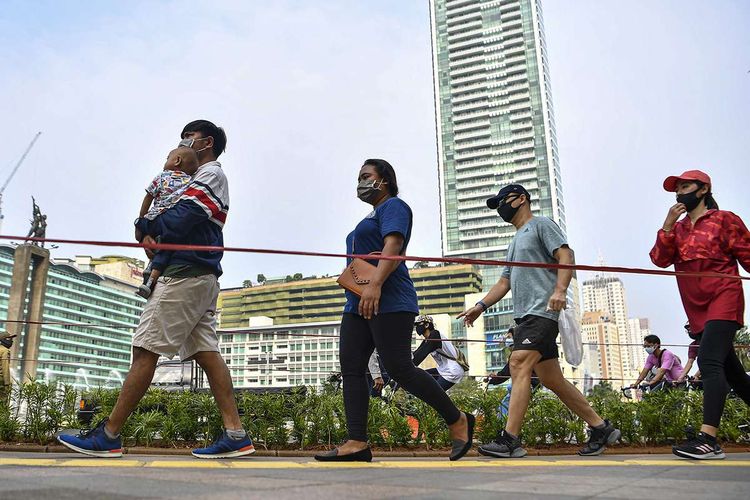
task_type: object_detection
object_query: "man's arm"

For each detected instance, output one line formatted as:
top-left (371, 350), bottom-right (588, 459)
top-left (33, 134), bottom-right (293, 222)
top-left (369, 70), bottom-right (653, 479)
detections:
top-left (457, 277), bottom-right (511, 327)
top-left (548, 246), bottom-right (573, 311)
top-left (136, 199), bottom-right (209, 243)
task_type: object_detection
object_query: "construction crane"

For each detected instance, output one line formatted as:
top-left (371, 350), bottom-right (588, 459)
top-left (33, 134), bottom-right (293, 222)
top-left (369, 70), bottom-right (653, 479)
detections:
top-left (0, 132), bottom-right (42, 234)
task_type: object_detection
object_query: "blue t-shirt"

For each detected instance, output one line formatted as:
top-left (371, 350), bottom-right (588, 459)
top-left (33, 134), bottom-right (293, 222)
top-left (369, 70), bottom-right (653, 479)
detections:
top-left (343, 197), bottom-right (419, 315)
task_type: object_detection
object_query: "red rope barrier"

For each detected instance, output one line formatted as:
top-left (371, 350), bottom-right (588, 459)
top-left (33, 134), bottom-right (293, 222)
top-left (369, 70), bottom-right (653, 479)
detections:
top-left (2, 234), bottom-right (748, 281)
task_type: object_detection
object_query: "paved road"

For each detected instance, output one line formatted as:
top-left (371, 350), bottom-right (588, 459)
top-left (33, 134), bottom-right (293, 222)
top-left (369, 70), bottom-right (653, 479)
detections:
top-left (0, 452), bottom-right (748, 499)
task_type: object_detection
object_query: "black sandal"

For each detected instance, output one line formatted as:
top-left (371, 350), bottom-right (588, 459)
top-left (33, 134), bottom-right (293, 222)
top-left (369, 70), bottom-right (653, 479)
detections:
top-left (314, 446), bottom-right (373, 462)
top-left (449, 412), bottom-right (475, 461)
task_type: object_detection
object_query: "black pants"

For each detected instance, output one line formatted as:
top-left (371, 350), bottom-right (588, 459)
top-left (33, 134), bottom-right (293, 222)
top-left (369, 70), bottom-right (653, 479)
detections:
top-left (340, 312), bottom-right (462, 442)
top-left (697, 320), bottom-right (750, 427)
top-left (425, 368), bottom-right (455, 391)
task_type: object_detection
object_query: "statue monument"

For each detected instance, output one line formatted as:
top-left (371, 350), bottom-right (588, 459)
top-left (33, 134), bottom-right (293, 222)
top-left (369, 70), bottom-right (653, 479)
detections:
top-left (25, 197), bottom-right (47, 247)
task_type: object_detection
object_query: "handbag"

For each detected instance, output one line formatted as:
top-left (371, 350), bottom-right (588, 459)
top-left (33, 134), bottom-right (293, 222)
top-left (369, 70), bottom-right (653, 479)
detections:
top-left (337, 235), bottom-right (381, 297)
top-left (336, 255), bottom-right (379, 296)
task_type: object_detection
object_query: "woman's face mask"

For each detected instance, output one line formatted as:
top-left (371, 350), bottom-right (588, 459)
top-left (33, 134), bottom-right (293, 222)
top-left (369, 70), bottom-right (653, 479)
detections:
top-left (644, 346), bottom-right (656, 355)
top-left (357, 179), bottom-right (387, 203)
top-left (676, 188), bottom-right (705, 212)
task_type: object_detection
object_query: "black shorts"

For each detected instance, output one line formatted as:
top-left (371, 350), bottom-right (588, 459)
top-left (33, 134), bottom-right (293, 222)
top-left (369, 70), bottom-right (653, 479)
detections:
top-left (512, 315), bottom-right (559, 361)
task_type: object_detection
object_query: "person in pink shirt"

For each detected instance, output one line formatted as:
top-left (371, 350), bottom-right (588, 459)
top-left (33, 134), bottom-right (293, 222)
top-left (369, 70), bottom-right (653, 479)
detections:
top-left (629, 335), bottom-right (684, 389)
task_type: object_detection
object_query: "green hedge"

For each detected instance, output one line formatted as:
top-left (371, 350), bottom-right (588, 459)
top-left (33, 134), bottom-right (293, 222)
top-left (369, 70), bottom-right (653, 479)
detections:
top-left (1, 379), bottom-right (749, 449)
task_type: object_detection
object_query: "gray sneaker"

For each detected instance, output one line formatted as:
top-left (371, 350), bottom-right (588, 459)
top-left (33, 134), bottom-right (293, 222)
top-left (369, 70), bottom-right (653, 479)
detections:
top-left (579, 420), bottom-right (621, 456)
top-left (478, 430), bottom-right (527, 458)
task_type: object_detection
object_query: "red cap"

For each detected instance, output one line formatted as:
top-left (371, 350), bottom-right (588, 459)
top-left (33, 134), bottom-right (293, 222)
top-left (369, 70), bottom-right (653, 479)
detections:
top-left (662, 170), bottom-right (711, 192)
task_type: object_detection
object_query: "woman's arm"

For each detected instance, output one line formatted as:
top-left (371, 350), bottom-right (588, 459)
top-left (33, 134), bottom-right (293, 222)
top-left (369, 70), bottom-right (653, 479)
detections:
top-left (677, 358), bottom-right (694, 383)
top-left (358, 233), bottom-right (404, 319)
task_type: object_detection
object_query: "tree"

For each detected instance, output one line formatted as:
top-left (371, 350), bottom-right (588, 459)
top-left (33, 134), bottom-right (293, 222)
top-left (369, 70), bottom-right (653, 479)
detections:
top-left (412, 261), bottom-right (430, 269)
top-left (293, 273), bottom-right (303, 280)
top-left (736, 326), bottom-right (750, 372)
top-left (242, 280), bottom-right (253, 288)
top-left (257, 274), bottom-right (267, 284)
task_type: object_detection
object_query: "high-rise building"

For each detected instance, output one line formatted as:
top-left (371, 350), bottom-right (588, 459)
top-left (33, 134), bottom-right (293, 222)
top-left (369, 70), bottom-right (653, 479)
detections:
top-left (429, 0), bottom-right (569, 370)
top-left (581, 311), bottom-right (624, 385)
top-left (627, 317), bottom-right (651, 372)
top-left (0, 245), bottom-right (143, 388)
top-left (581, 273), bottom-right (641, 381)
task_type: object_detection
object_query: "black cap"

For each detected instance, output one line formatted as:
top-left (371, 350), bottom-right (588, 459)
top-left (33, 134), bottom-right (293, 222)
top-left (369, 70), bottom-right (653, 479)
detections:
top-left (486, 184), bottom-right (530, 209)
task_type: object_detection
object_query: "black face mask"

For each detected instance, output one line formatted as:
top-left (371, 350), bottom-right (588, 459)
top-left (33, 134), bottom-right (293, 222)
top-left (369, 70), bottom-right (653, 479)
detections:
top-left (497, 197), bottom-right (520, 223)
top-left (676, 189), bottom-right (705, 212)
top-left (415, 324), bottom-right (427, 336)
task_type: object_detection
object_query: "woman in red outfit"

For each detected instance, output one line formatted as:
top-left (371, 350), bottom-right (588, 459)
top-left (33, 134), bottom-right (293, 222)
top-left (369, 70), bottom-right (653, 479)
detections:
top-left (650, 170), bottom-right (750, 460)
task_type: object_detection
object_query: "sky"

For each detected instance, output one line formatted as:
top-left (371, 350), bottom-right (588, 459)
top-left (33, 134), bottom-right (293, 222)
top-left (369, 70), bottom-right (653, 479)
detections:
top-left (1, 0), bottom-right (749, 360)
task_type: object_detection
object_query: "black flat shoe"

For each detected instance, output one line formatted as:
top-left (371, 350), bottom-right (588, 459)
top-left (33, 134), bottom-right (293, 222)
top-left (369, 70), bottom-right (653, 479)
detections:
top-left (449, 412), bottom-right (475, 461)
top-left (314, 446), bottom-right (373, 462)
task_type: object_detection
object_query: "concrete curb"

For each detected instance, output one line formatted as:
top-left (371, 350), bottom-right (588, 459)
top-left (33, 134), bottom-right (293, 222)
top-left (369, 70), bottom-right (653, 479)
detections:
top-left (2, 443), bottom-right (749, 457)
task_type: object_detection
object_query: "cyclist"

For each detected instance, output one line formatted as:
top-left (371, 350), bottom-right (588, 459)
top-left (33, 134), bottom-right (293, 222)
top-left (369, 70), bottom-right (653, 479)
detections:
top-left (629, 335), bottom-right (684, 391)
top-left (412, 315), bottom-right (466, 391)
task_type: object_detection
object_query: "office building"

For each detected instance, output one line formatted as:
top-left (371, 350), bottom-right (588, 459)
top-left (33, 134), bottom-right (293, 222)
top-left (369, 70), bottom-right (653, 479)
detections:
top-left (429, 0), bottom-right (571, 371)
top-left (218, 264), bottom-right (482, 330)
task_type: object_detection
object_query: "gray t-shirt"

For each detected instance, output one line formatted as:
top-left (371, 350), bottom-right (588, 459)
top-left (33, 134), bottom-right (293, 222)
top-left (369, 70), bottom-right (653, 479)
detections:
top-left (501, 216), bottom-right (568, 322)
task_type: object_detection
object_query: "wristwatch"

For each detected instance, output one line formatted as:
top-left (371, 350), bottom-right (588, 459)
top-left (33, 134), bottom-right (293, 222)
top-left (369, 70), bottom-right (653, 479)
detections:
top-left (476, 300), bottom-right (488, 312)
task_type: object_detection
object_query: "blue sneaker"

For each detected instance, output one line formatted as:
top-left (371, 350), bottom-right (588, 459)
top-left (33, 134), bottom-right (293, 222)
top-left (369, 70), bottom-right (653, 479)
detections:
top-left (57, 419), bottom-right (122, 458)
top-left (192, 431), bottom-right (256, 459)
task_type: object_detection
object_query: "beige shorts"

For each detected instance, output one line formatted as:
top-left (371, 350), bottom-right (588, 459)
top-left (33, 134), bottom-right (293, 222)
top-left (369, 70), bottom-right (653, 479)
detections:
top-left (132, 274), bottom-right (220, 360)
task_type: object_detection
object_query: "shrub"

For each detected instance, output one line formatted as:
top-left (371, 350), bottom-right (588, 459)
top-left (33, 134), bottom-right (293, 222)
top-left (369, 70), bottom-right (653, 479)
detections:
top-left (5, 381), bottom-right (750, 449)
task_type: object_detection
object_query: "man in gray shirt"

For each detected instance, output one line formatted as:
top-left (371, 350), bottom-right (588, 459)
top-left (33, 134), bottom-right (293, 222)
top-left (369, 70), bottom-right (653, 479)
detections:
top-left (459, 184), bottom-right (620, 458)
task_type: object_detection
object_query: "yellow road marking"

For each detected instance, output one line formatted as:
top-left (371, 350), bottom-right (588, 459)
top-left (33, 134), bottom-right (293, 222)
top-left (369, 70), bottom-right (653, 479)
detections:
top-left (0, 458), bottom-right (58, 466)
top-left (1, 458), bottom-right (749, 469)
top-left (58, 459), bottom-right (145, 468)
top-left (147, 460), bottom-right (228, 468)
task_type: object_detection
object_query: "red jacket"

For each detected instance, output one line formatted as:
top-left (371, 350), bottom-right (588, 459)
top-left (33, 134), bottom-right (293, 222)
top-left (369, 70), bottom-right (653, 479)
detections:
top-left (650, 209), bottom-right (750, 333)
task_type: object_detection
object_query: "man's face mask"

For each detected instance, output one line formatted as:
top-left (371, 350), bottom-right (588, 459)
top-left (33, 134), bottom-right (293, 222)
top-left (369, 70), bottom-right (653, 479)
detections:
top-left (179, 136), bottom-right (211, 153)
top-left (644, 346), bottom-right (656, 355)
top-left (497, 195), bottom-right (521, 223)
top-left (676, 187), bottom-right (705, 212)
top-left (357, 179), bottom-right (387, 203)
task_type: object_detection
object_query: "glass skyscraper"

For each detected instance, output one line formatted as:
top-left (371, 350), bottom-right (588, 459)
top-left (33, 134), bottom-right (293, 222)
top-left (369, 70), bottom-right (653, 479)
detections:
top-left (430, 0), bottom-right (568, 370)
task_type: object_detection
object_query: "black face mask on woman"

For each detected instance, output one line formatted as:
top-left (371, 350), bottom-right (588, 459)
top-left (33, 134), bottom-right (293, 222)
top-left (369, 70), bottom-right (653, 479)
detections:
top-left (676, 189), bottom-right (705, 212)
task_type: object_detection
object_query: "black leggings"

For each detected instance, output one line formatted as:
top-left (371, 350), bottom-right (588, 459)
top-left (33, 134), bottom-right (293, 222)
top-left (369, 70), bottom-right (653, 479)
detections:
top-left (698, 320), bottom-right (750, 427)
top-left (340, 312), bottom-right (462, 442)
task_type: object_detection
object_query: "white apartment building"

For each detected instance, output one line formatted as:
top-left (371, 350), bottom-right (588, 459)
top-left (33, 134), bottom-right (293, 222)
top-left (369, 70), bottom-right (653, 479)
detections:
top-left (218, 315), bottom-right (486, 390)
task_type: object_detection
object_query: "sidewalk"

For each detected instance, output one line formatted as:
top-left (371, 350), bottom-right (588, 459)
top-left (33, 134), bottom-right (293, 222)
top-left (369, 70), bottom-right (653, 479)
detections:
top-left (1, 452), bottom-right (749, 499)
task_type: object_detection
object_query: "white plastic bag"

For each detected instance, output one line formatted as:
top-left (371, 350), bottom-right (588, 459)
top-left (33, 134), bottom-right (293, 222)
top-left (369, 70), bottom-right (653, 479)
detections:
top-left (559, 308), bottom-right (583, 367)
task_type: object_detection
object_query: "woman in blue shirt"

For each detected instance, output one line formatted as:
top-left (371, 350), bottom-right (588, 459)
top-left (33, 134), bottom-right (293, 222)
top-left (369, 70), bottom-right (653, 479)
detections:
top-left (314, 159), bottom-right (474, 462)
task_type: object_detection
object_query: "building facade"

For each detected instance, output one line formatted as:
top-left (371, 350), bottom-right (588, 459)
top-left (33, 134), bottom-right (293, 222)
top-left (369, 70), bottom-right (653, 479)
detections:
top-left (581, 311), bottom-right (624, 385)
top-left (429, 0), bottom-right (571, 371)
top-left (218, 264), bottom-right (482, 330)
top-left (581, 273), bottom-right (640, 381)
top-left (627, 317), bottom-right (650, 373)
top-left (0, 246), bottom-right (143, 388)
top-left (218, 313), bottom-right (486, 390)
